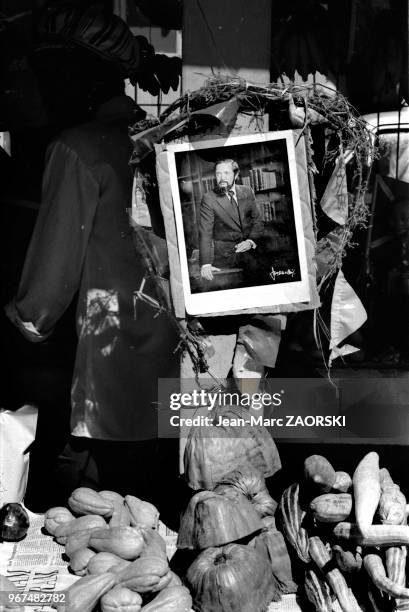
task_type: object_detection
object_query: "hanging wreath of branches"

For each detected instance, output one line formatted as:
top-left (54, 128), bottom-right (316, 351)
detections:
top-left (131, 74), bottom-right (377, 286)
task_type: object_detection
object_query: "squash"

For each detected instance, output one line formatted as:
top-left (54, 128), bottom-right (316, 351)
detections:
top-left (65, 529), bottom-right (102, 558)
top-left (140, 585), bottom-right (192, 612)
top-left (333, 522), bottom-right (409, 547)
top-left (100, 586), bottom-right (142, 612)
top-left (378, 485), bottom-right (406, 525)
top-left (88, 527), bottom-right (145, 559)
top-left (54, 515), bottom-right (106, 544)
top-left (69, 548), bottom-right (96, 576)
top-left (44, 507), bottom-right (75, 536)
top-left (125, 496), bottom-right (159, 530)
top-left (166, 572), bottom-right (182, 587)
top-left (63, 571), bottom-right (116, 612)
top-left (248, 516), bottom-right (297, 595)
top-left (304, 455), bottom-right (336, 494)
top-left (363, 549), bottom-right (409, 599)
top-left (116, 556), bottom-right (171, 593)
top-left (139, 527), bottom-right (167, 561)
top-left (304, 567), bottom-right (332, 612)
top-left (332, 544), bottom-right (362, 574)
top-left (0, 574), bottom-right (24, 611)
top-left (309, 493), bottom-right (352, 523)
top-left (177, 490), bottom-right (263, 550)
top-left (213, 466), bottom-right (277, 517)
top-left (87, 552), bottom-right (131, 575)
top-left (332, 471), bottom-right (352, 493)
top-left (352, 451), bottom-right (380, 536)
top-left (186, 543), bottom-right (278, 612)
top-left (277, 483), bottom-right (310, 563)
top-left (308, 535), bottom-right (361, 612)
top-left (109, 504), bottom-right (132, 528)
top-left (183, 405), bottom-right (281, 491)
top-left (68, 487), bottom-right (114, 517)
top-left (99, 491), bottom-right (125, 507)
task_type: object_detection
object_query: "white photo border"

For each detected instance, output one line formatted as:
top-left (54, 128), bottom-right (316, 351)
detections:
top-left (166, 130), bottom-right (312, 316)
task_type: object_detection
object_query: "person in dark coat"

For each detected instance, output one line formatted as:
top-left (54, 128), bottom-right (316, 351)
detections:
top-left (5, 51), bottom-right (179, 505)
top-left (199, 159), bottom-right (264, 282)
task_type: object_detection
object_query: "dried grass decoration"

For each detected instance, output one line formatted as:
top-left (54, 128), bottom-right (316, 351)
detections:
top-left (129, 75), bottom-right (377, 373)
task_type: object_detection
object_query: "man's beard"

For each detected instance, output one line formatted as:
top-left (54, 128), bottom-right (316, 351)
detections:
top-left (214, 182), bottom-right (233, 195)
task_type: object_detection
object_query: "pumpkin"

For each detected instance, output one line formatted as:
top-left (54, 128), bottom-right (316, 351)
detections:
top-left (88, 527), bottom-right (145, 559)
top-left (100, 585), bottom-right (142, 612)
top-left (214, 466), bottom-right (277, 517)
top-left (125, 496), bottom-right (159, 530)
top-left (186, 543), bottom-right (278, 612)
top-left (183, 405), bottom-right (281, 491)
top-left (249, 516), bottom-right (297, 595)
top-left (44, 507), bottom-right (75, 536)
top-left (0, 504), bottom-right (29, 541)
top-left (141, 585), bottom-right (192, 612)
top-left (177, 490), bottom-right (263, 550)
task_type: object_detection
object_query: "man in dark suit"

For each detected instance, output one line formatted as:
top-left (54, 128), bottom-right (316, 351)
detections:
top-left (199, 159), bottom-right (264, 281)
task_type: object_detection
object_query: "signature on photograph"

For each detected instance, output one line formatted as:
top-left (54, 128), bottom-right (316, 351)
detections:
top-left (270, 267), bottom-right (296, 282)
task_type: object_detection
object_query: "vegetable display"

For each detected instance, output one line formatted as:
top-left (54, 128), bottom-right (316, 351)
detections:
top-left (277, 452), bottom-right (409, 612)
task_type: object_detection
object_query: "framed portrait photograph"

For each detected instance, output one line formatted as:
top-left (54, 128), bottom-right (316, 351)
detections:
top-left (165, 130), bottom-right (313, 316)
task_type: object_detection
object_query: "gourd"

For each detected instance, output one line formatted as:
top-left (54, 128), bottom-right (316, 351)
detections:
top-left (139, 527), bottom-right (167, 561)
top-left (109, 504), bottom-right (132, 528)
top-left (186, 543), bottom-right (278, 612)
top-left (65, 529), bottom-right (99, 558)
top-left (183, 405), bottom-right (281, 491)
top-left (0, 504), bottom-right (29, 541)
top-left (87, 553), bottom-right (131, 575)
top-left (63, 571), bottom-right (116, 612)
top-left (177, 490), bottom-right (263, 550)
top-left (213, 466), bottom-right (277, 517)
top-left (68, 488), bottom-right (114, 517)
top-left (248, 516), bottom-right (297, 594)
top-left (309, 493), bottom-right (352, 523)
top-left (304, 567), bottom-right (333, 612)
top-left (277, 483), bottom-right (310, 563)
top-left (88, 527), bottom-right (145, 559)
top-left (352, 451), bottom-right (380, 536)
top-left (125, 496), bottom-right (159, 530)
top-left (333, 522), bottom-right (409, 547)
top-left (363, 549), bottom-right (409, 599)
top-left (308, 535), bottom-right (361, 612)
top-left (69, 548), bottom-right (96, 576)
top-left (44, 507), bottom-right (75, 536)
top-left (304, 455), bottom-right (336, 494)
top-left (140, 585), bottom-right (192, 612)
top-left (116, 556), bottom-right (171, 593)
top-left (378, 485), bottom-right (406, 525)
top-left (332, 544), bottom-right (362, 574)
top-left (99, 491), bottom-right (125, 507)
top-left (332, 471), bottom-right (352, 493)
top-left (54, 515), bottom-right (106, 544)
top-left (100, 586), bottom-right (142, 612)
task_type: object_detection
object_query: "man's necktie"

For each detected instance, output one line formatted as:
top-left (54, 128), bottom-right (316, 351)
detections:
top-left (228, 189), bottom-right (242, 228)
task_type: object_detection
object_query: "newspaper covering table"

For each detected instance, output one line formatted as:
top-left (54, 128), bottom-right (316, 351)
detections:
top-left (0, 510), bottom-right (311, 611)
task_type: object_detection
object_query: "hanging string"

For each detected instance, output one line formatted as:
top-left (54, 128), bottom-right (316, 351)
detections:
top-left (195, 0), bottom-right (230, 75)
